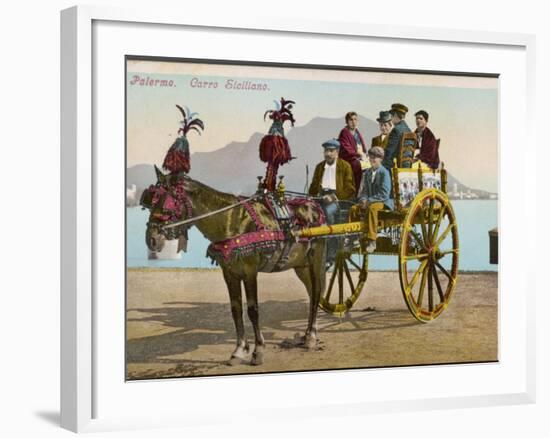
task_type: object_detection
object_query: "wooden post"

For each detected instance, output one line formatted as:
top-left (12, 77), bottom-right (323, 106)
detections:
top-left (489, 227), bottom-right (498, 264)
top-left (392, 158), bottom-right (401, 210)
top-left (441, 162), bottom-right (447, 193)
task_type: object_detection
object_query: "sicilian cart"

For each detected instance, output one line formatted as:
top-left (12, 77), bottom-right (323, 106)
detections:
top-left (297, 133), bottom-right (459, 322)
top-left (139, 101), bottom-right (460, 364)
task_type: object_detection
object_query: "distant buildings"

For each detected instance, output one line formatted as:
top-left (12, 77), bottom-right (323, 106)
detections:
top-left (448, 183), bottom-right (460, 198)
top-left (127, 184), bottom-right (145, 207)
top-left (447, 182), bottom-right (497, 200)
top-left (126, 184), bottom-right (137, 206)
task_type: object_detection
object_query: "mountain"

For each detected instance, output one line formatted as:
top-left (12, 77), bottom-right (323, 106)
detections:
top-left (128, 115), bottom-right (377, 193)
top-left (126, 163), bottom-right (157, 190)
top-left (127, 115), bottom-right (496, 199)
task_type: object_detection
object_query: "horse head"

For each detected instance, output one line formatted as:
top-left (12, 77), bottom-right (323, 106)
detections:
top-left (140, 165), bottom-right (193, 253)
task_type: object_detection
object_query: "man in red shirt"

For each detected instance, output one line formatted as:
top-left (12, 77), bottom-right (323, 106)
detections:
top-left (337, 111), bottom-right (368, 193)
top-left (414, 110), bottom-right (440, 169)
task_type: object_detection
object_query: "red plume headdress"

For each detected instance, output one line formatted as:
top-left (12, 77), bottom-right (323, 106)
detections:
top-left (259, 97), bottom-right (296, 191)
top-left (263, 97), bottom-right (296, 127)
top-left (162, 105), bottom-right (204, 174)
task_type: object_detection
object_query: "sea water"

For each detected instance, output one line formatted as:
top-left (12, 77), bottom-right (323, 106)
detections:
top-left (127, 200), bottom-right (498, 272)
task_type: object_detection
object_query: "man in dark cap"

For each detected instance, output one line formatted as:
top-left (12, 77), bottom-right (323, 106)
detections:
top-left (337, 111), bottom-right (368, 193)
top-left (371, 110), bottom-right (393, 150)
top-left (309, 139), bottom-right (356, 263)
top-left (413, 110), bottom-right (440, 169)
top-left (349, 146), bottom-right (394, 253)
top-left (308, 138), bottom-right (356, 225)
top-left (382, 103), bottom-right (412, 170)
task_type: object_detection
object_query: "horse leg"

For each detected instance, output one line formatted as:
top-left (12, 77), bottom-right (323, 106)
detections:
top-left (304, 241), bottom-right (324, 349)
top-left (243, 272), bottom-right (265, 366)
top-left (222, 267), bottom-right (248, 364)
top-left (293, 242), bottom-right (324, 349)
top-left (293, 267), bottom-right (316, 349)
top-left (294, 252), bottom-right (326, 302)
top-left (294, 267), bottom-right (312, 300)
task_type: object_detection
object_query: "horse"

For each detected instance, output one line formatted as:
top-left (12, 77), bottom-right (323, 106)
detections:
top-left (140, 166), bottom-right (327, 366)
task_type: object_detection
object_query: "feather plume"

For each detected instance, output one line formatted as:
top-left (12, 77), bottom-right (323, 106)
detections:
top-left (264, 97), bottom-right (296, 127)
top-left (162, 104), bottom-right (205, 173)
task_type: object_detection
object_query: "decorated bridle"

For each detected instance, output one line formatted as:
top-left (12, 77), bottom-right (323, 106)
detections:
top-left (140, 175), bottom-right (194, 240)
top-left (140, 104), bottom-right (204, 242)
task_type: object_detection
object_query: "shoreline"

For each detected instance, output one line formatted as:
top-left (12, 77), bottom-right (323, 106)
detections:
top-left (127, 266), bottom-right (498, 274)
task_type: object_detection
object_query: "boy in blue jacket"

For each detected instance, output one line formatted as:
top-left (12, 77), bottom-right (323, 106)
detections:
top-left (349, 146), bottom-right (394, 253)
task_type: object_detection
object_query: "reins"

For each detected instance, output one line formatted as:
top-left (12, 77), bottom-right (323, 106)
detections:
top-left (160, 188), bottom-right (330, 232)
top-left (162, 193), bottom-right (261, 230)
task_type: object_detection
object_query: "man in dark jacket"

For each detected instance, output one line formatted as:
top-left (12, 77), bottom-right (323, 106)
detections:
top-left (309, 138), bottom-right (356, 263)
top-left (337, 111), bottom-right (368, 193)
top-left (308, 138), bottom-right (356, 225)
top-left (382, 103), bottom-right (411, 170)
top-left (413, 110), bottom-right (440, 169)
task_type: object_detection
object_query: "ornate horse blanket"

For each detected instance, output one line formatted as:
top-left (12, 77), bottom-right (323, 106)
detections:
top-left (206, 196), bottom-right (326, 271)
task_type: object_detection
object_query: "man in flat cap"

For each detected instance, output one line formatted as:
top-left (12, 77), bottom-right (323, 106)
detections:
top-left (382, 103), bottom-right (412, 170)
top-left (309, 139), bottom-right (356, 263)
top-left (349, 146), bottom-right (394, 253)
top-left (413, 110), bottom-right (440, 170)
top-left (309, 138), bottom-right (356, 226)
top-left (337, 111), bottom-right (369, 194)
top-left (371, 110), bottom-right (393, 150)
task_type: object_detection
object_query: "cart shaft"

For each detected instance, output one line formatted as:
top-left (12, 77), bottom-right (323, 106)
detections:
top-left (295, 221), bottom-right (366, 238)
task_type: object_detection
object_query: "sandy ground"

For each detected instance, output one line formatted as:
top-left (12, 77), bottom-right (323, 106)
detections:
top-left (126, 268), bottom-right (497, 380)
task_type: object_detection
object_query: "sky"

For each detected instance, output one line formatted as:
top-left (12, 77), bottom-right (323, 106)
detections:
top-left (127, 59), bottom-right (499, 193)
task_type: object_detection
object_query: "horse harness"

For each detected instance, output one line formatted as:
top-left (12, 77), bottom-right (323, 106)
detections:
top-left (142, 178), bottom-right (325, 271)
top-left (206, 194), bottom-right (325, 271)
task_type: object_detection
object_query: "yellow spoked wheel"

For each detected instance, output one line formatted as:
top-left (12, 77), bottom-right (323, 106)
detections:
top-left (399, 189), bottom-right (459, 322)
top-left (319, 246), bottom-right (369, 317)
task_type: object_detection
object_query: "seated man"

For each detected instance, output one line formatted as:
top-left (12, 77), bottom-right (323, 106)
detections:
top-left (413, 109), bottom-right (439, 169)
top-left (349, 146), bottom-right (394, 253)
top-left (371, 110), bottom-right (393, 150)
top-left (308, 138), bottom-right (356, 225)
top-left (337, 111), bottom-right (368, 193)
top-left (382, 103), bottom-right (411, 170)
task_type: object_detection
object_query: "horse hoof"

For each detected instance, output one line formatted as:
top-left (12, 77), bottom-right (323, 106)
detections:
top-left (250, 351), bottom-right (264, 366)
top-left (304, 336), bottom-right (317, 350)
top-left (227, 356), bottom-right (243, 366)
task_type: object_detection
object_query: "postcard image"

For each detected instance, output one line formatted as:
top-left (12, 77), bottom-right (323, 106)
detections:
top-left (126, 57), bottom-right (498, 380)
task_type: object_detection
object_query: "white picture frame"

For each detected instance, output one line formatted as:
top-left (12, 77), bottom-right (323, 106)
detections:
top-left (60, 5), bottom-right (536, 433)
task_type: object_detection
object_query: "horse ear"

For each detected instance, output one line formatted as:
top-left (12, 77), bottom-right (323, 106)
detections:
top-left (154, 164), bottom-right (165, 183)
